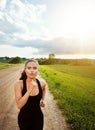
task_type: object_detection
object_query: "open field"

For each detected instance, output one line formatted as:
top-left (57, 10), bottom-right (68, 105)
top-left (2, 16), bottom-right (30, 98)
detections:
top-left (0, 62), bottom-right (22, 70)
top-left (40, 65), bottom-right (95, 130)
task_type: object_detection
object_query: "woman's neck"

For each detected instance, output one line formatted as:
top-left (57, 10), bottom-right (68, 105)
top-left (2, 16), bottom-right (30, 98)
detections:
top-left (26, 77), bottom-right (36, 82)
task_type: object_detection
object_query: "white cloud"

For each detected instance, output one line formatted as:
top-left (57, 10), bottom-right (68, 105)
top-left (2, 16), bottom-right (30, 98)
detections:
top-left (0, 0), bottom-right (46, 35)
top-left (8, 0), bottom-right (46, 23)
top-left (0, 11), bottom-right (4, 20)
top-left (0, 13), bottom-right (27, 35)
top-left (0, 0), bottom-right (47, 47)
top-left (0, 45), bottom-right (38, 58)
top-left (0, 0), bottom-right (6, 10)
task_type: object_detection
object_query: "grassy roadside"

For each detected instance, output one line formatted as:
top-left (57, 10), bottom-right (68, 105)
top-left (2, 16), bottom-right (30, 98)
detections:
top-left (39, 65), bottom-right (95, 130)
top-left (0, 62), bottom-right (23, 70)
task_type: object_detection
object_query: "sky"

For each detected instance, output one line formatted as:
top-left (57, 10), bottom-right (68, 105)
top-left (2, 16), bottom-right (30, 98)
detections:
top-left (0, 0), bottom-right (95, 59)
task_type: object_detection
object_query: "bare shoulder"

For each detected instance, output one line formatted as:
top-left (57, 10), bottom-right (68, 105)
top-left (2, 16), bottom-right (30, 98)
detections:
top-left (38, 78), bottom-right (47, 89)
top-left (14, 80), bottom-right (23, 90)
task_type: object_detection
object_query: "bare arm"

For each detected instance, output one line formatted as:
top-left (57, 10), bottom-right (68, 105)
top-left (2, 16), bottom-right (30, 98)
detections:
top-left (14, 81), bottom-right (33, 109)
top-left (40, 79), bottom-right (47, 107)
top-left (42, 82), bottom-right (46, 101)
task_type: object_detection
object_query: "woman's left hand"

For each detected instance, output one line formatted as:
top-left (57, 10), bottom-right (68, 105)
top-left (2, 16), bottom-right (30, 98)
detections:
top-left (40, 99), bottom-right (45, 107)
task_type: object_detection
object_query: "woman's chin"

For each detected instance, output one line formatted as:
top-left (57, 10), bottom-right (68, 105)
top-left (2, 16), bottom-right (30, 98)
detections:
top-left (27, 75), bottom-right (34, 79)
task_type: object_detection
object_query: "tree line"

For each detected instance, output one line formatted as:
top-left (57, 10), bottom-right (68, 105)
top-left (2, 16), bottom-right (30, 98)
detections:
top-left (0, 56), bottom-right (95, 66)
top-left (38, 58), bottom-right (95, 66)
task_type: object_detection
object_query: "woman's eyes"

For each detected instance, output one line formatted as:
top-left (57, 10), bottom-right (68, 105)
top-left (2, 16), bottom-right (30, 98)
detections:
top-left (33, 67), bottom-right (37, 69)
top-left (27, 67), bottom-right (31, 69)
top-left (27, 67), bottom-right (37, 70)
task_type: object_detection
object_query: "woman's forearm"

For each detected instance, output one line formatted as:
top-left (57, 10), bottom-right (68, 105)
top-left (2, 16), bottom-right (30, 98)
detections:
top-left (42, 87), bottom-right (46, 100)
top-left (16, 91), bottom-right (30, 109)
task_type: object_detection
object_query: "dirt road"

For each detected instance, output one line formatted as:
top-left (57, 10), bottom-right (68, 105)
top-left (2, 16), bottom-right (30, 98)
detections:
top-left (0, 66), bottom-right (70, 130)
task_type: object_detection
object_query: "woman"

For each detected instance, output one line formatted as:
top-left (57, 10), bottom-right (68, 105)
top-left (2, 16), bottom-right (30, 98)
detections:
top-left (14, 59), bottom-right (46, 130)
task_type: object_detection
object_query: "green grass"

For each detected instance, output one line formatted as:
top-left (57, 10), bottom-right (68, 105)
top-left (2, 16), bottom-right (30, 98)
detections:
top-left (0, 62), bottom-right (22, 69)
top-left (40, 65), bottom-right (95, 130)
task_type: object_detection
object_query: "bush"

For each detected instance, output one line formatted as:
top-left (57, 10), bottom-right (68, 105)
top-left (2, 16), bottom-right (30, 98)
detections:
top-left (8, 57), bottom-right (23, 64)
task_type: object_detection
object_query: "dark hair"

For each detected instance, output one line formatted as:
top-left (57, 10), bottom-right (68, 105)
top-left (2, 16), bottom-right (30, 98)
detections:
top-left (19, 59), bottom-right (38, 80)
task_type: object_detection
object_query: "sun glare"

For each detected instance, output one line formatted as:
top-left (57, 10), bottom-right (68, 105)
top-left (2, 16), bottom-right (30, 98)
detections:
top-left (56, 54), bottom-right (95, 59)
top-left (51, 1), bottom-right (95, 40)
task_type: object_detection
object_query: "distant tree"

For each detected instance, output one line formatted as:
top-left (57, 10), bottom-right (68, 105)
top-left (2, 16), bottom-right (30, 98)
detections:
top-left (49, 53), bottom-right (55, 59)
top-left (8, 56), bottom-right (23, 64)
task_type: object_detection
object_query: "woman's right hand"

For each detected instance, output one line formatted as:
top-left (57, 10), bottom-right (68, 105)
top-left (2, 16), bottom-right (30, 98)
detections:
top-left (27, 87), bottom-right (33, 94)
top-left (27, 80), bottom-right (37, 94)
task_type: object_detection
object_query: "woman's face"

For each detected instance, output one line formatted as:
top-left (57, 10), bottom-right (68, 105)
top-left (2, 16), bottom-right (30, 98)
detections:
top-left (25, 61), bottom-right (38, 79)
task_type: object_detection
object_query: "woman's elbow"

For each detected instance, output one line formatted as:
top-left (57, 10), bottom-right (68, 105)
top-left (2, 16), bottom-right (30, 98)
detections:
top-left (16, 102), bottom-right (22, 109)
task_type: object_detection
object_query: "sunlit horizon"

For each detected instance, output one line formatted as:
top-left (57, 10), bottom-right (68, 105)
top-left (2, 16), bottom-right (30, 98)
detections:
top-left (1, 54), bottom-right (95, 60)
top-left (55, 54), bottom-right (95, 59)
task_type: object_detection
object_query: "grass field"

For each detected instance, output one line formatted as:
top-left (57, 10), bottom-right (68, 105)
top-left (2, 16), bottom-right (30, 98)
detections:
top-left (0, 62), bottom-right (22, 69)
top-left (40, 65), bottom-right (95, 130)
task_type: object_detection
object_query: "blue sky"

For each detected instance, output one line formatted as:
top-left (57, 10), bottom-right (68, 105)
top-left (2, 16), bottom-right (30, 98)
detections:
top-left (0, 0), bottom-right (95, 58)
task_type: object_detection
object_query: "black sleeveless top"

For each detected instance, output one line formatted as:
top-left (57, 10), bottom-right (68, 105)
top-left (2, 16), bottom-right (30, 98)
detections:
top-left (18, 78), bottom-right (44, 130)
